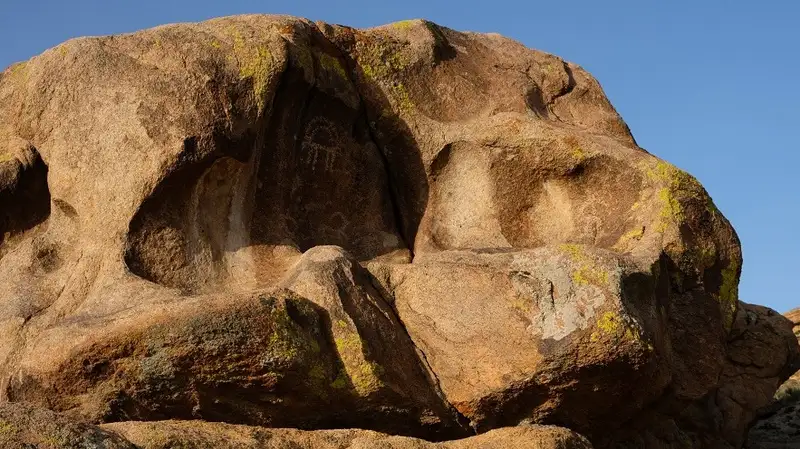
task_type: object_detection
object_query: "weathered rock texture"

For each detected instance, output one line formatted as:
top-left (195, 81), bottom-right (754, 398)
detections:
top-left (104, 420), bottom-right (592, 449)
top-left (0, 402), bottom-right (136, 448)
top-left (0, 14), bottom-right (797, 449)
top-left (745, 307), bottom-right (800, 448)
top-left (0, 402), bottom-right (593, 449)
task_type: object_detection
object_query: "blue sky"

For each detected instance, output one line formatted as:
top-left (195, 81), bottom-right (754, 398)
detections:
top-left (1, 1), bottom-right (797, 312)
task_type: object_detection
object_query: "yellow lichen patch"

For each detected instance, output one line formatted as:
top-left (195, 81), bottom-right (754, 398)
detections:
top-left (266, 313), bottom-right (301, 361)
top-left (392, 20), bottom-right (418, 30)
top-left (0, 420), bottom-right (15, 434)
top-left (614, 226), bottom-right (645, 250)
top-left (590, 311), bottom-right (649, 348)
top-left (238, 46), bottom-right (273, 113)
top-left (388, 82), bottom-right (414, 114)
top-left (43, 436), bottom-right (64, 446)
top-left (332, 320), bottom-right (384, 395)
top-left (226, 26), bottom-right (274, 113)
top-left (331, 371), bottom-right (348, 389)
top-left (6, 62), bottom-right (28, 81)
top-left (717, 260), bottom-right (740, 330)
top-left (644, 160), bottom-right (707, 233)
top-left (571, 147), bottom-right (586, 161)
top-left (573, 267), bottom-right (609, 286)
top-left (706, 197), bottom-right (721, 216)
top-left (210, 39), bottom-right (221, 49)
top-left (695, 242), bottom-right (718, 269)
top-left (359, 43), bottom-right (408, 80)
top-left (656, 188), bottom-right (681, 232)
top-left (291, 45), bottom-right (315, 82)
top-left (559, 244), bottom-right (610, 287)
top-left (307, 362), bottom-right (328, 398)
top-left (0, 150), bottom-right (15, 164)
top-left (596, 311), bottom-right (620, 335)
top-left (317, 52), bottom-right (348, 80)
top-left (509, 293), bottom-right (531, 314)
top-left (357, 39), bottom-right (415, 114)
top-left (308, 363), bottom-right (326, 382)
top-left (562, 136), bottom-right (588, 163)
top-left (559, 243), bottom-right (582, 259)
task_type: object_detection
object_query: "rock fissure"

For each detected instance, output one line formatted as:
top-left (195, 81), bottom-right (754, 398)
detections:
top-left (327, 35), bottom-right (416, 259)
top-left (546, 61), bottom-right (577, 114)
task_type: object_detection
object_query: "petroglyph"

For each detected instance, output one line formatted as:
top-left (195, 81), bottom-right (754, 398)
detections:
top-left (302, 117), bottom-right (346, 172)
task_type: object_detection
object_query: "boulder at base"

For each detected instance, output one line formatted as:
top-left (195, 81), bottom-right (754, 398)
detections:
top-left (0, 14), bottom-right (797, 449)
top-left (0, 402), bottom-right (592, 449)
top-left (745, 307), bottom-right (800, 449)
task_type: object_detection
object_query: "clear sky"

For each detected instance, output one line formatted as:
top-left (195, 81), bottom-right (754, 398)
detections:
top-left (1, 1), bottom-right (797, 312)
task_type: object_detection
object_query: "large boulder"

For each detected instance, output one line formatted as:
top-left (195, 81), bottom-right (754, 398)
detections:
top-left (745, 307), bottom-right (800, 448)
top-left (3, 255), bottom-right (464, 439)
top-left (0, 14), bottom-right (796, 449)
top-left (373, 246), bottom-right (666, 435)
top-left (605, 302), bottom-right (799, 449)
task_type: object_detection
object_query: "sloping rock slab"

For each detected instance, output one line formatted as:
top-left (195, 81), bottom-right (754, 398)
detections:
top-left (104, 420), bottom-right (593, 449)
top-left (0, 402), bottom-right (135, 448)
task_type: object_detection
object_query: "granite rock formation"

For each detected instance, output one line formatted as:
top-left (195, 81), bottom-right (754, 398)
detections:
top-left (0, 15), bottom-right (797, 449)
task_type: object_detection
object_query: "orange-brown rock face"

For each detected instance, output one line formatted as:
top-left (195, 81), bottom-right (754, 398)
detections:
top-left (0, 15), bottom-right (796, 449)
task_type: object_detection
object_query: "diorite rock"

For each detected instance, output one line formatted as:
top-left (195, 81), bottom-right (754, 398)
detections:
top-left (0, 14), bottom-right (797, 449)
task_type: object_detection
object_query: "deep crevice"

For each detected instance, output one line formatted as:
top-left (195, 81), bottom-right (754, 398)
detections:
top-left (362, 109), bottom-right (413, 256)
top-left (329, 41), bottom-right (415, 259)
